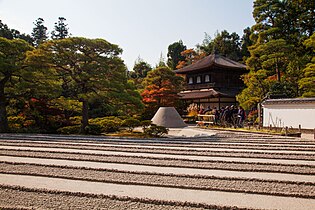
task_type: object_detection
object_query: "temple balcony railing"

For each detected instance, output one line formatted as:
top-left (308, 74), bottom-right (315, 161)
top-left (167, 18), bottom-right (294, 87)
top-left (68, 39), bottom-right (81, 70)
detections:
top-left (184, 83), bottom-right (216, 90)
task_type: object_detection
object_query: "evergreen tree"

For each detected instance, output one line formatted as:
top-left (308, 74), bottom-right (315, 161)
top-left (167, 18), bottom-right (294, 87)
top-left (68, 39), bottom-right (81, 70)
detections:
top-left (240, 27), bottom-right (252, 61)
top-left (51, 17), bottom-right (70, 40)
top-left (128, 57), bottom-right (152, 90)
top-left (0, 20), bottom-right (33, 44)
top-left (0, 37), bottom-right (59, 132)
top-left (238, 0), bottom-right (315, 109)
top-left (32, 18), bottom-right (48, 46)
top-left (299, 33), bottom-right (315, 97)
top-left (129, 57), bottom-right (152, 79)
top-left (167, 40), bottom-right (187, 70)
top-left (197, 30), bottom-right (242, 61)
top-left (27, 37), bottom-right (142, 133)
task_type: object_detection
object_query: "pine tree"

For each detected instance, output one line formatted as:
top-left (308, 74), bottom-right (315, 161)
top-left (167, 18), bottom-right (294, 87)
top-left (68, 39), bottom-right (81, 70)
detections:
top-left (32, 18), bottom-right (48, 46)
top-left (51, 17), bottom-right (70, 40)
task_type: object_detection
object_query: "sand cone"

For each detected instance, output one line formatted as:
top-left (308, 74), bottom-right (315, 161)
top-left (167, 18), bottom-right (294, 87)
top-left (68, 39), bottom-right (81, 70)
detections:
top-left (151, 107), bottom-right (187, 128)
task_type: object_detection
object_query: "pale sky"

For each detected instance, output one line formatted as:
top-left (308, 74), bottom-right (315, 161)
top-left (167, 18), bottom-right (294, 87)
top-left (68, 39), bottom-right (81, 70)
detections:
top-left (0, 0), bottom-right (255, 70)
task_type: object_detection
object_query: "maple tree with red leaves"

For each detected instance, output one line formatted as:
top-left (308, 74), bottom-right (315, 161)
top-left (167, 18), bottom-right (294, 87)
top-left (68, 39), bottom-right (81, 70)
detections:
top-left (141, 67), bottom-right (184, 118)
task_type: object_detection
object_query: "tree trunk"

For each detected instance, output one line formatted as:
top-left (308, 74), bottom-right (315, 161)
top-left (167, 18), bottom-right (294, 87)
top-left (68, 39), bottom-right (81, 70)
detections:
top-left (0, 86), bottom-right (9, 133)
top-left (80, 98), bottom-right (89, 134)
top-left (276, 62), bottom-right (281, 82)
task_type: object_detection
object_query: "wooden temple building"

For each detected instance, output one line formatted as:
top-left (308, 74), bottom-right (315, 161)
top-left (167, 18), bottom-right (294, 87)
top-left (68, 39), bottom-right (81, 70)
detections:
top-left (175, 54), bottom-right (247, 109)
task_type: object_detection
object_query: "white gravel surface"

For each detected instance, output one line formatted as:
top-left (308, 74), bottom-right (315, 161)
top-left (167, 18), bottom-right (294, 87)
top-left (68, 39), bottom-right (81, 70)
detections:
top-left (1, 132), bottom-right (315, 210)
top-left (1, 155), bottom-right (314, 183)
top-left (1, 145), bottom-right (315, 165)
top-left (1, 173), bottom-right (315, 210)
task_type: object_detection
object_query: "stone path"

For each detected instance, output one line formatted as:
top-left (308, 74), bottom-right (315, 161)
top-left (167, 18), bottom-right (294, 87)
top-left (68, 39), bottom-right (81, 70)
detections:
top-left (0, 131), bottom-right (315, 209)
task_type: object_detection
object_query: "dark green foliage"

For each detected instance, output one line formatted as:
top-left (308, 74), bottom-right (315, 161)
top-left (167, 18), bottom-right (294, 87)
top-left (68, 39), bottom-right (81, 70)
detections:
top-left (31, 18), bottom-right (48, 46)
top-left (197, 31), bottom-right (243, 61)
top-left (90, 117), bottom-right (123, 133)
top-left (121, 118), bottom-right (141, 132)
top-left (84, 124), bottom-right (102, 135)
top-left (144, 124), bottom-right (168, 137)
top-left (57, 125), bottom-right (81, 134)
top-left (51, 17), bottom-right (70, 40)
top-left (0, 20), bottom-right (34, 44)
top-left (269, 81), bottom-right (296, 98)
top-left (238, 0), bottom-right (315, 109)
top-left (240, 27), bottom-right (252, 60)
top-left (140, 120), bottom-right (152, 131)
top-left (167, 40), bottom-right (187, 69)
top-left (129, 58), bottom-right (152, 79)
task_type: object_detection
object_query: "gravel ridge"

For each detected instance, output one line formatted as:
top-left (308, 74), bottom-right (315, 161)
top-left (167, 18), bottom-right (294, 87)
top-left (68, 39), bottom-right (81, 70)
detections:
top-left (0, 185), bottom-right (253, 210)
top-left (1, 162), bottom-right (315, 198)
top-left (1, 149), bottom-right (315, 175)
top-left (1, 142), bottom-right (315, 161)
top-left (2, 140), bottom-right (315, 152)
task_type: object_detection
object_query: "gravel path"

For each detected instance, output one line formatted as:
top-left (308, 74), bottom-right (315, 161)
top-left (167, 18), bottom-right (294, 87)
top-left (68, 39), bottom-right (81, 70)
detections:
top-left (1, 132), bottom-right (315, 209)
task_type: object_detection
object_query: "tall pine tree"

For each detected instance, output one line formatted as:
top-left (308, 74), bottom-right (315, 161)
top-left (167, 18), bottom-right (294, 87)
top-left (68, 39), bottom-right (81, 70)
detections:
top-left (51, 17), bottom-right (70, 40)
top-left (32, 18), bottom-right (48, 46)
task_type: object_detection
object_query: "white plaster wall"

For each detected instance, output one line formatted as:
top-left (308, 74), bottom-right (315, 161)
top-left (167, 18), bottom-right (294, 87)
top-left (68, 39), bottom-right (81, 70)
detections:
top-left (263, 104), bottom-right (315, 129)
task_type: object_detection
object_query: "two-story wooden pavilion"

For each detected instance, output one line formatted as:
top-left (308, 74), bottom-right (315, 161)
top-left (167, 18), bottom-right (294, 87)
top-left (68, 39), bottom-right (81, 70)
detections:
top-left (174, 54), bottom-right (247, 109)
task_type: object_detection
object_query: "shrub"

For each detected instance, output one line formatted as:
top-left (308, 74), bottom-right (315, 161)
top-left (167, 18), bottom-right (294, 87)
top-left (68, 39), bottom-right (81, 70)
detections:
top-left (140, 120), bottom-right (152, 132)
top-left (90, 117), bottom-right (123, 133)
top-left (84, 124), bottom-right (102, 135)
top-left (69, 116), bottom-right (82, 125)
top-left (8, 115), bottom-right (37, 133)
top-left (144, 124), bottom-right (168, 137)
top-left (57, 125), bottom-right (81, 134)
top-left (121, 118), bottom-right (141, 132)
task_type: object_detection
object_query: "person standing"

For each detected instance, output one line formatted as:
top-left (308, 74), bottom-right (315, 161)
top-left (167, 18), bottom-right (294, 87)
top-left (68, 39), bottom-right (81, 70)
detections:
top-left (238, 106), bottom-right (246, 127)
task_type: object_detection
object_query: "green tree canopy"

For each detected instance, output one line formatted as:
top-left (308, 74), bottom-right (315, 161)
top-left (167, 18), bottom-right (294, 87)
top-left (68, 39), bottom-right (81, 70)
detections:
top-left (299, 33), bottom-right (315, 97)
top-left (167, 40), bottom-right (187, 70)
top-left (0, 37), bottom-right (33, 132)
top-left (27, 37), bottom-right (141, 132)
top-left (197, 30), bottom-right (242, 61)
top-left (128, 57), bottom-right (152, 90)
top-left (238, 0), bottom-right (315, 109)
top-left (129, 57), bottom-right (152, 79)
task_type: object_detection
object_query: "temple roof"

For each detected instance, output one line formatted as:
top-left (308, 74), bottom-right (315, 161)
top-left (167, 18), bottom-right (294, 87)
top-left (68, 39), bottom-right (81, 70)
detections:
top-left (178, 89), bottom-right (238, 100)
top-left (262, 98), bottom-right (315, 105)
top-left (175, 54), bottom-right (247, 74)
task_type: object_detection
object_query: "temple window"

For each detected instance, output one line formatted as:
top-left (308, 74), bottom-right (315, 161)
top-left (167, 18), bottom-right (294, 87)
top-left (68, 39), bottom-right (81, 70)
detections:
top-left (188, 77), bottom-right (194, 84)
top-left (196, 76), bottom-right (201, 83)
top-left (205, 74), bottom-right (211, 83)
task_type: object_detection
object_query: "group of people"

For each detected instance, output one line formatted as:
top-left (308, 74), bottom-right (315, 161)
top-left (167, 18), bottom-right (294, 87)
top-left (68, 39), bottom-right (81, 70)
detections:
top-left (198, 105), bottom-right (246, 127)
